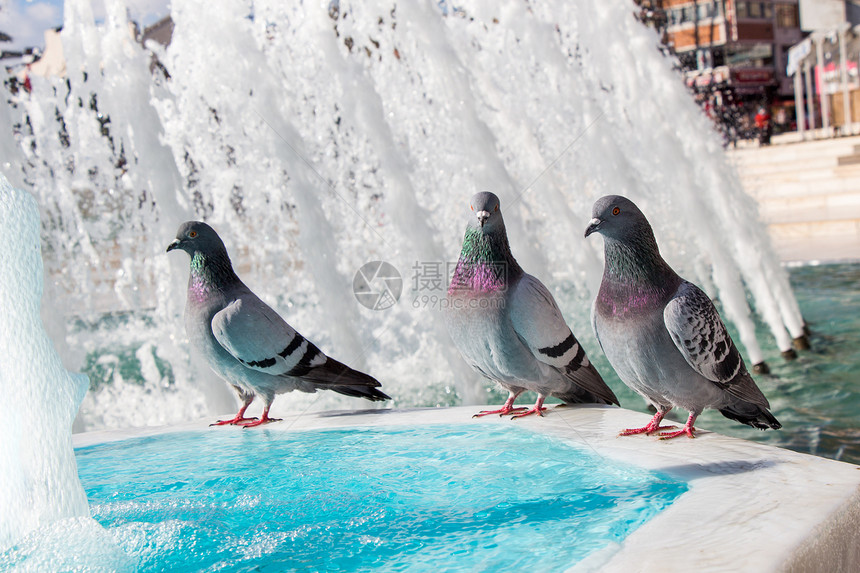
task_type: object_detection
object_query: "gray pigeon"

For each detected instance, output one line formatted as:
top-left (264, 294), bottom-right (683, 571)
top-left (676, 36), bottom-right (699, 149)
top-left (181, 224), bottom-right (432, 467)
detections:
top-left (167, 221), bottom-right (390, 427)
top-left (585, 195), bottom-right (780, 438)
top-left (445, 192), bottom-right (618, 418)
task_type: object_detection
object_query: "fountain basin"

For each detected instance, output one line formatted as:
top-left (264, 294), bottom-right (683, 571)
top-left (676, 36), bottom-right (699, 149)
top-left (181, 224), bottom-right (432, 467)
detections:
top-left (72, 406), bottom-right (860, 572)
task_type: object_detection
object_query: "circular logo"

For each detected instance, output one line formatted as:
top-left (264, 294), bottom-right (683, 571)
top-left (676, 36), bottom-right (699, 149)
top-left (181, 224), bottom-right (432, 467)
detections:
top-left (353, 261), bottom-right (402, 311)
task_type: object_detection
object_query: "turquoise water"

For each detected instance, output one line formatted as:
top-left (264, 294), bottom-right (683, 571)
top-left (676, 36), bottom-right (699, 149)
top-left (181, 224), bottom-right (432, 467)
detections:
top-left (74, 425), bottom-right (686, 571)
top-left (743, 263), bottom-right (860, 463)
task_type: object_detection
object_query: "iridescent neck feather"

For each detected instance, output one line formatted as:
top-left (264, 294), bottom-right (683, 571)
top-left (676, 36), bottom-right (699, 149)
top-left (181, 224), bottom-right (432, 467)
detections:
top-left (449, 224), bottom-right (522, 294)
top-left (598, 223), bottom-right (680, 316)
top-left (188, 249), bottom-right (240, 302)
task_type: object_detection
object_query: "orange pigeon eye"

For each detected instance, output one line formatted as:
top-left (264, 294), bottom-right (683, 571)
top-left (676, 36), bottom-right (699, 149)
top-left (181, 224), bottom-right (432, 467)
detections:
top-left (188, 230), bottom-right (198, 238)
top-left (494, 205), bottom-right (499, 212)
top-left (470, 205), bottom-right (474, 211)
top-left (612, 207), bottom-right (621, 216)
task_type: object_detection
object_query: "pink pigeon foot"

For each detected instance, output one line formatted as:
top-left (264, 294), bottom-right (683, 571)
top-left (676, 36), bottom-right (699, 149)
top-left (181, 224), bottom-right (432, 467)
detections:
top-left (619, 410), bottom-right (675, 436)
top-left (658, 413), bottom-right (698, 439)
top-left (659, 425), bottom-right (696, 439)
top-left (210, 398), bottom-right (257, 426)
top-left (210, 415), bottom-right (259, 426)
top-left (473, 405), bottom-right (529, 418)
top-left (473, 393), bottom-right (526, 418)
top-left (510, 396), bottom-right (547, 420)
top-left (238, 408), bottom-right (281, 428)
top-left (510, 405), bottom-right (547, 419)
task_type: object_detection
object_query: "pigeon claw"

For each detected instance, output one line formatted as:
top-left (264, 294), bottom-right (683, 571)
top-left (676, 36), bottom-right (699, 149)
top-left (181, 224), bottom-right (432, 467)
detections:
top-left (511, 407), bottom-right (546, 420)
top-left (510, 406), bottom-right (546, 420)
top-left (210, 416), bottom-right (259, 427)
top-left (472, 406), bottom-right (528, 418)
top-left (658, 426), bottom-right (696, 440)
top-left (239, 416), bottom-right (283, 428)
top-left (618, 409), bottom-right (676, 437)
top-left (657, 413), bottom-right (698, 439)
top-left (619, 424), bottom-right (676, 437)
top-left (509, 396), bottom-right (547, 420)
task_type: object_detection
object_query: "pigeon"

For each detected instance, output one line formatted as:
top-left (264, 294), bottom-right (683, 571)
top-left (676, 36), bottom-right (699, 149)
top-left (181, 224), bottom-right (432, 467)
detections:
top-left (585, 195), bottom-right (781, 439)
top-left (445, 192), bottom-right (619, 418)
top-left (167, 221), bottom-right (390, 427)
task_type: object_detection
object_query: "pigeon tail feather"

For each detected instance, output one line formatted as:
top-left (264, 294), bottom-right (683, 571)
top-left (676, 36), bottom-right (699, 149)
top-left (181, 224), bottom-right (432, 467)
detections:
top-left (718, 402), bottom-right (781, 430)
top-left (325, 384), bottom-right (392, 402)
top-left (557, 363), bottom-right (619, 406)
top-left (291, 357), bottom-right (391, 402)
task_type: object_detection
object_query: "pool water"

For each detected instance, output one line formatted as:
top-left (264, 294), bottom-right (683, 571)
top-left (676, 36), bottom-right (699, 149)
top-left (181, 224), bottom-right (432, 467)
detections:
top-left (72, 425), bottom-right (686, 571)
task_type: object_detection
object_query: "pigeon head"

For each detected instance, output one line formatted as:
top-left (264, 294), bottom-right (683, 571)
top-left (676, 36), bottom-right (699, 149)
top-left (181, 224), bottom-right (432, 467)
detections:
top-left (468, 192), bottom-right (504, 234)
top-left (166, 221), bottom-right (228, 257)
top-left (585, 195), bottom-right (674, 285)
top-left (584, 195), bottom-right (651, 241)
top-left (451, 191), bottom-right (521, 292)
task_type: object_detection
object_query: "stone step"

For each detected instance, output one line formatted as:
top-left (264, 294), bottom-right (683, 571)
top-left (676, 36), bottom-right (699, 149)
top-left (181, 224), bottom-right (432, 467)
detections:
top-left (741, 175), bottom-right (860, 199)
top-left (767, 234), bottom-right (860, 263)
top-left (759, 202), bottom-right (860, 224)
top-left (729, 137), bottom-right (860, 167)
top-left (732, 158), bottom-right (843, 178)
top-left (732, 134), bottom-right (860, 261)
top-left (737, 164), bottom-right (860, 182)
top-left (837, 150), bottom-right (860, 166)
top-left (730, 146), bottom-right (850, 163)
top-left (757, 193), bottom-right (860, 222)
top-left (767, 218), bottom-right (860, 239)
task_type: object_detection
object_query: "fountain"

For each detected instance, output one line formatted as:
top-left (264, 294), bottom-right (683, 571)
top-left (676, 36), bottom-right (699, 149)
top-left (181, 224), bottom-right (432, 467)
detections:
top-left (4, 2), bottom-right (860, 570)
top-left (0, 177), bottom-right (88, 546)
top-left (4, 0), bottom-right (806, 434)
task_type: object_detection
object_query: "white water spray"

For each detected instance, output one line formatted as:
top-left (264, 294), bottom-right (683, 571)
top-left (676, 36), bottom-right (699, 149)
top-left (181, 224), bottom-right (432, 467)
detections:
top-left (3, 0), bottom-right (804, 432)
top-left (0, 177), bottom-right (89, 546)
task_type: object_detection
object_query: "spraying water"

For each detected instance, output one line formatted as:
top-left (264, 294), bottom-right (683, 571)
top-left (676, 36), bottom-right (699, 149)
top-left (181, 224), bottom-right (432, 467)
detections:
top-left (4, 0), bottom-right (805, 432)
top-left (0, 177), bottom-right (89, 546)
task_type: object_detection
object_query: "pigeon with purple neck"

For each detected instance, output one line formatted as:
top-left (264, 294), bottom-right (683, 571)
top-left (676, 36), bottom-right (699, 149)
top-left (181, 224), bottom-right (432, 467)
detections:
top-left (167, 221), bottom-right (390, 427)
top-left (445, 192), bottom-right (618, 418)
top-left (586, 195), bottom-right (780, 439)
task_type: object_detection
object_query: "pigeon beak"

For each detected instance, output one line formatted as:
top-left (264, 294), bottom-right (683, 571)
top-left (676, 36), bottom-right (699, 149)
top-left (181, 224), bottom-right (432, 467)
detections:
top-left (476, 210), bottom-right (491, 228)
top-left (166, 239), bottom-right (181, 253)
top-left (584, 218), bottom-right (602, 238)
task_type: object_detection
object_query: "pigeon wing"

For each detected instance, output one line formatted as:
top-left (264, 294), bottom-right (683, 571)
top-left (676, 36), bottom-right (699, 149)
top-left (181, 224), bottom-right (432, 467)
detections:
top-left (211, 296), bottom-right (326, 377)
top-left (590, 297), bottom-right (606, 356)
top-left (509, 274), bottom-right (618, 404)
top-left (664, 281), bottom-right (768, 405)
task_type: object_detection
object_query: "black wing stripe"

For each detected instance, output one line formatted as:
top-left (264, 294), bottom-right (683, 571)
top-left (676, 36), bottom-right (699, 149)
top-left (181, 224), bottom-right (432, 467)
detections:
top-left (539, 333), bottom-right (575, 358)
top-left (279, 333), bottom-right (305, 359)
top-left (243, 356), bottom-right (276, 369)
top-left (566, 342), bottom-right (586, 372)
top-left (286, 342), bottom-right (324, 377)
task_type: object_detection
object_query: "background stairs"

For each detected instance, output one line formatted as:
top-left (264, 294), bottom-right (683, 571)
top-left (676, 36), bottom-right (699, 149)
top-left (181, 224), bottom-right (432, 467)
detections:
top-left (728, 136), bottom-right (860, 263)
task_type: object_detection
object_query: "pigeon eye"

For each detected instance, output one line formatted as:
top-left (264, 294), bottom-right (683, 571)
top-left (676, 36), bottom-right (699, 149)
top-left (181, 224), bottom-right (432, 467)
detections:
top-left (470, 205), bottom-right (474, 211)
top-left (494, 205), bottom-right (499, 212)
top-left (612, 207), bottom-right (621, 216)
top-left (188, 231), bottom-right (198, 238)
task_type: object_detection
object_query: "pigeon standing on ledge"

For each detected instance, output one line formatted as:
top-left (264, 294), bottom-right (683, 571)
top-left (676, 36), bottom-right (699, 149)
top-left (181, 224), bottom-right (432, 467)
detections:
top-left (445, 192), bottom-right (618, 418)
top-left (585, 195), bottom-right (780, 439)
top-left (167, 221), bottom-right (390, 427)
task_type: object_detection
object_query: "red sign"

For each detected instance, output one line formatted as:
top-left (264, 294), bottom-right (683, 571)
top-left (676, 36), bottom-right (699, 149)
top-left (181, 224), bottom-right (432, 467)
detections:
top-left (732, 68), bottom-right (775, 85)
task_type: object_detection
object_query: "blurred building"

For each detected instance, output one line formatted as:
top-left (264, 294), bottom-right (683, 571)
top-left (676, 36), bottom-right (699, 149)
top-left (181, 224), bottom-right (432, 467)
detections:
top-left (637, 1), bottom-right (804, 139)
top-left (8, 16), bottom-right (174, 90)
top-left (786, 0), bottom-right (860, 137)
